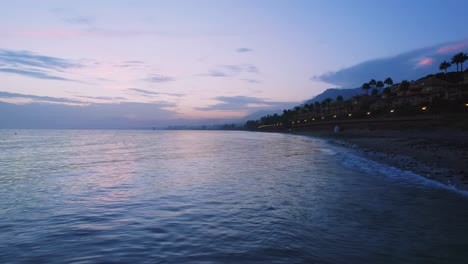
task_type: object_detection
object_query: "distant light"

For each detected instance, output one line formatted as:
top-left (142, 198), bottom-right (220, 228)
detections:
top-left (390, 109), bottom-right (395, 113)
top-left (304, 119), bottom-right (307, 122)
top-left (367, 112), bottom-right (371, 115)
top-left (292, 122), bottom-right (295, 124)
top-left (333, 115), bottom-right (336, 118)
top-left (348, 113), bottom-right (352, 117)
top-left (465, 103), bottom-right (468, 107)
top-left (321, 116), bottom-right (324, 119)
top-left (312, 118), bottom-right (315, 121)
top-left (421, 106), bottom-right (427, 110)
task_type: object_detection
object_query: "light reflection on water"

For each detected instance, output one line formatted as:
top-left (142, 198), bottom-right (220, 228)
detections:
top-left (0, 130), bottom-right (467, 263)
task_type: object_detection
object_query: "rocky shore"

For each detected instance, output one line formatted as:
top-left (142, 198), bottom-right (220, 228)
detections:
top-left (296, 129), bottom-right (468, 192)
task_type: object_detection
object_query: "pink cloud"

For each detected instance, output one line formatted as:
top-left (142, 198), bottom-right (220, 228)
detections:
top-left (437, 40), bottom-right (468, 54)
top-left (418, 58), bottom-right (434, 66)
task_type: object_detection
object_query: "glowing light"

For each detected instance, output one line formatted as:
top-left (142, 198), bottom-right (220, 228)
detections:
top-left (465, 103), bottom-right (468, 107)
top-left (367, 112), bottom-right (371, 115)
top-left (421, 106), bottom-right (427, 110)
top-left (321, 116), bottom-right (324, 119)
top-left (390, 109), bottom-right (395, 113)
top-left (348, 113), bottom-right (352, 117)
top-left (333, 115), bottom-right (336, 118)
top-left (312, 118), bottom-right (315, 121)
top-left (304, 119), bottom-right (307, 122)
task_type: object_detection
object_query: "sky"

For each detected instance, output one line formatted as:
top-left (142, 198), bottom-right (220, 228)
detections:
top-left (1, 0), bottom-right (468, 128)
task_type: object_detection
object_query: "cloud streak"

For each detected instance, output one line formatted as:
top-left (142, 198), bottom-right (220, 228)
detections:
top-left (0, 91), bottom-right (83, 104)
top-left (236, 48), bottom-right (253, 53)
top-left (195, 96), bottom-right (292, 111)
top-left (144, 74), bottom-right (174, 83)
top-left (205, 64), bottom-right (259, 78)
top-left (0, 49), bottom-right (80, 81)
top-left (128, 88), bottom-right (184, 97)
top-left (0, 68), bottom-right (74, 81)
top-left (0, 49), bottom-right (79, 69)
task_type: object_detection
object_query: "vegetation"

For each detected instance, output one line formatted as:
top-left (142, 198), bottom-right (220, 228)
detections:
top-left (243, 51), bottom-right (468, 131)
top-left (439, 61), bottom-right (451, 73)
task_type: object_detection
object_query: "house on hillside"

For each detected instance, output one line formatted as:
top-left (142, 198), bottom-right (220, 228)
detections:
top-left (403, 77), bottom-right (452, 105)
top-left (350, 94), bottom-right (377, 112)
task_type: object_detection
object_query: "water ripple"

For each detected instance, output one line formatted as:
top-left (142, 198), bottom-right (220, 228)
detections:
top-left (0, 130), bottom-right (467, 263)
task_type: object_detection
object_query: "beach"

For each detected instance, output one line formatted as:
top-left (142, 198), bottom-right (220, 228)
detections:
top-left (297, 129), bottom-right (468, 192)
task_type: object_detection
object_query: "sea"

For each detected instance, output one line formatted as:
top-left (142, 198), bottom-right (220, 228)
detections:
top-left (0, 130), bottom-right (467, 263)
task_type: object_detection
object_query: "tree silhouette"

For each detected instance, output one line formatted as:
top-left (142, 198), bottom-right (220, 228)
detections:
top-left (400, 80), bottom-right (410, 105)
top-left (369, 79), bottom-right (376, 91)
top-left (457, 52), bottom-right (468, 72)
top-left (439, 61), bottom-right (451, 74)
top-left (361, 82), bottom-right (371, 95)
top-left (371, 89), bottom-right (379, 96)
top-left (400, 80), bottom-right (410, 93)
top-left (384, 77), bottom-right (393, 87)
top-left (452, 54), bottom-right (461, 72)
top-left (382, 87), bottom-right (391, 96)
top-left (320, 101), bottom-right (327, 109)
top-left (324, 98), bottom-right (333, 107)
top-left (336, 95), bottom-right (343, 102)
top-left (376, 81), bottom-right (384, 94)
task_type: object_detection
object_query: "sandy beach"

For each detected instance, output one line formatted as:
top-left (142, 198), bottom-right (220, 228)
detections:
top-left (296, 129), bottom-right (468, 192)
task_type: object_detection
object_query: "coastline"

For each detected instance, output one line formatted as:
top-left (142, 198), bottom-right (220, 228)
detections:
top-left (294, 129), bottom-right (468, 192)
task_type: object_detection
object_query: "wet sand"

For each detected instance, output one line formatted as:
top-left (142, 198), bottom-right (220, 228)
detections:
top-left (296, 129), bottom-right (468, 191)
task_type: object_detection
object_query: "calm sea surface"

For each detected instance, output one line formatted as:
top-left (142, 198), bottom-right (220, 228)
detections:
top-left (0, 130), bottom-right (467, 263)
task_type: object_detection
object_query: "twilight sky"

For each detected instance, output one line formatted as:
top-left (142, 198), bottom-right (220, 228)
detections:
top-left (1, 0), bottom-right (468, 128)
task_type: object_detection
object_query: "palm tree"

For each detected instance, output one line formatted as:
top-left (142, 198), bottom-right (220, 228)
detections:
top-left (376, 81), bottom-right (384, 94)
top-left (371, 89), bottom-right (379, 96)
top-left (452, 54), bottom-right (461, 72)
top-left (439, 61), bottom-right (451, 74)
top-left (320, 101), bottom-right (327, 109)
top-left (294, 106), bottom-right (301, 115)
top-left (400, 80), bottom-right (410, 105)
top-left (400, 80), bottom-right (410, 91)
top-left (458, 52), bottom-right (468, 72)
top-left (369, 79), bottom-right (376, 91)
top-left (384, 77), bottom-right (393, 87)
top-left (336, 95), bottom-right (343, 103)
top-left (361, 82), bottom-right (371, 95)
top-left (314, 101), bottom-right (321, 110)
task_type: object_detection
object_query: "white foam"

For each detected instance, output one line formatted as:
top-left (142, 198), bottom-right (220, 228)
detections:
top-left (335, 148), bottom-right (468, 197)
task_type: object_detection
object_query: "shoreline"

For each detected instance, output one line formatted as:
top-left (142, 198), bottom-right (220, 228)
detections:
top-left (294, 129), bottom-right (468, 192)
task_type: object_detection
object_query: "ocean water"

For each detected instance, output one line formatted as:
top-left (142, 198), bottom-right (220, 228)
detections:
top-left (0, 130), bottom-right (467, 263)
